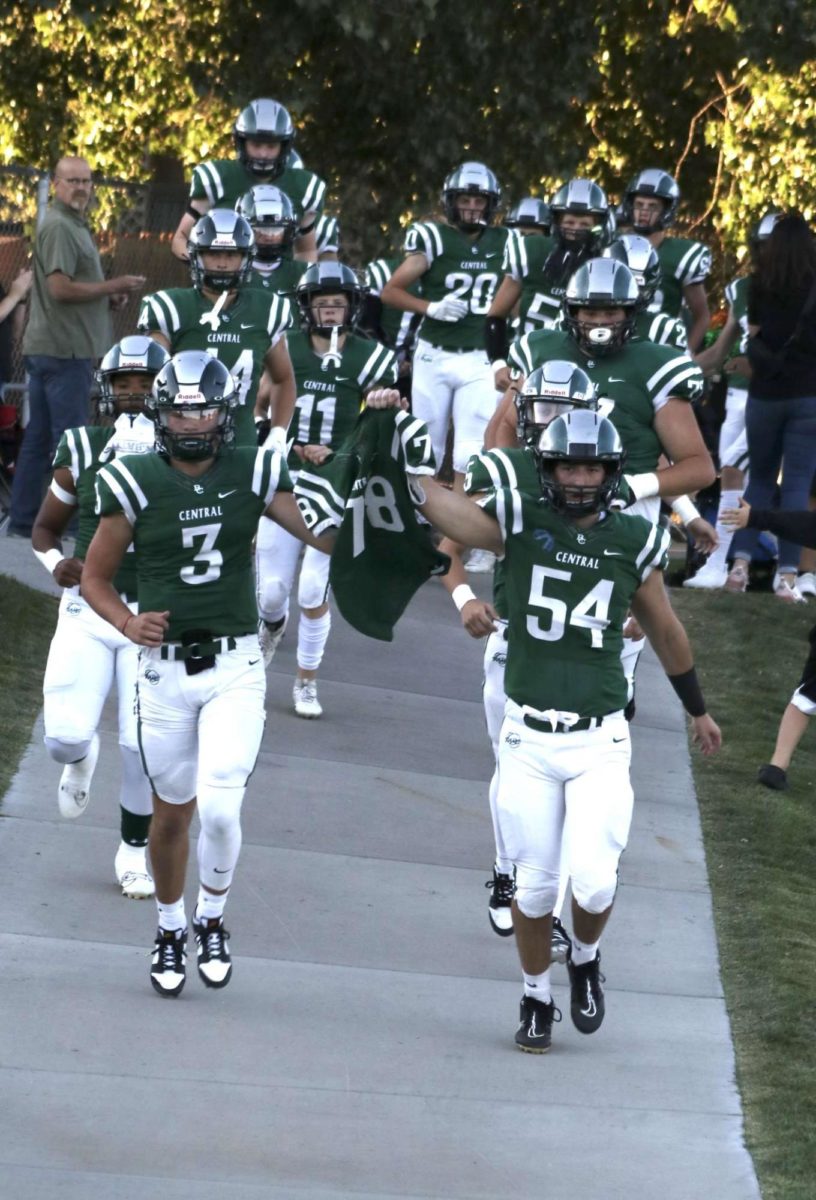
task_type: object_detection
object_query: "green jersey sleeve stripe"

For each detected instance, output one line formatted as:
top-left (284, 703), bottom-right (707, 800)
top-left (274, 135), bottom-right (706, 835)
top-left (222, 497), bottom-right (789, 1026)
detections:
top-left (394, 411), bottom-right (436, 473)
top-left (489, 448), bottom-right (520, 491)
top-left (464, 453), bottom-right (492, 494)
top-left (138, 292), bottom-right (178, 338)
top-left (251, 447), bottom-right (279, 505)
top-left (302, 175), bottom-right (326, 214)
top-left (653, 364), bottom-right (703, 407)
top-left (366, 260), bottom-right (388, 293)
top-left (413, 223), bottom-right (436, 260)
top-left (634, 520), bottom-right (662, 573)
top-left (646, 353), bottom-right (694, 393)
top-left (357, 341), bottom-right (389, 386)
top-left (97, 462), bottom-right (144, 524)
top-left (294, 469), bottom-right (346, 517)
top-left (266, 294), bottom-right (289, 337)
top-left (725, 280), bottom-right (737, 309)
top-left (191, 163), bottom-right (213, 202)
top-left (194, 161), bottom-right (222, 205)
top-left (637, 523), bottom-right (672, 578)
top-left (509, 334), bottom-right (533, 375)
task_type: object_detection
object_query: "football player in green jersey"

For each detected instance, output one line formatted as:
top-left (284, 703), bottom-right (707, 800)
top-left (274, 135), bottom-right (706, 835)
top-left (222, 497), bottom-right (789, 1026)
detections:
top-left (602, 235), bottom-right (689, 351)
top-left (504, 197), bottom-right (551, 237)
top-left (487, 179), bottom-right (614, 391)
top-left (139, 209), bottom-right (295, 451)
top-left (619, 169), bottom-right (711, 351)
top-left (363, 255), bottom-right (422, 394)
top-left (408, 408), bottom-right (721, 1051)
top-left (236, 184), bottom-right (308, 299)
top-left (31, 336), bottom-right (169, 898)
top-left (381, 162), bottom-right (508, 488)
top-left (82, 351), bottom-right (335, 998)
top-left (255, 262), bottom-right (398, 717)
top-left (171, 98), bottom-right (326, 263)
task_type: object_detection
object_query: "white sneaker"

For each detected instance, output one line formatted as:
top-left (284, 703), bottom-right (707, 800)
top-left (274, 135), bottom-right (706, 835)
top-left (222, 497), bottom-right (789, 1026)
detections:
top-left (774, 573), bottom-right (806, 604)
top-left (293, 678), bottom-right (322, 718)
top-left (57, 733), bottom-right (100, 819)
top-left (798, 571), bottom-right (816, 598)
top-left (466, 549), bottom-right (496, 574)
top-left (682, 560), bottom-right (729, 589)
top-left (258, 614), bottom-right (287, 667)
top-left (114, 842), bottom-right (155, 900)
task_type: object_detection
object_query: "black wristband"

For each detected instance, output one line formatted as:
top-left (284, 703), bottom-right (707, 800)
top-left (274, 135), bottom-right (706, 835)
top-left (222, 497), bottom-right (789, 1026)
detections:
top-left (485, 315), bottom-right (509, 363)
top-left (186, 204), bottom-right (203, 220)
top-left (668, 667), bottom-right (706, 717)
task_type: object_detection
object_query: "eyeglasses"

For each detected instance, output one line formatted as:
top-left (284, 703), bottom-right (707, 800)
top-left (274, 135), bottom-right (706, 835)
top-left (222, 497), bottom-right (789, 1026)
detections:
top-left (58, 177), bottom-right (93, 186)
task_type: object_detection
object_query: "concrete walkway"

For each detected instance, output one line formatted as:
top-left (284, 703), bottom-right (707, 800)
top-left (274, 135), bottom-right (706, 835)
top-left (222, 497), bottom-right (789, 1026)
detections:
top-left (0, 536), bottom-right (760, 1199)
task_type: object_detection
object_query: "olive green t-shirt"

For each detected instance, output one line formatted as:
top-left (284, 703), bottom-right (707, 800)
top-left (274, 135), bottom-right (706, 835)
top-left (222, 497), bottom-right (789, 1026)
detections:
top-left (23, 199), bottom-right (112, 358)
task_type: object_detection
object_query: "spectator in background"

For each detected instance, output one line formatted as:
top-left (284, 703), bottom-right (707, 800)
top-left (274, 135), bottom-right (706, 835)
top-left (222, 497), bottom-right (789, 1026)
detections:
top-left (726, 214), bottom-right (816, 602)
top-left (6, 156), bottom-right (146, 537)
top-left (0, 267), bottom-right (33, 390)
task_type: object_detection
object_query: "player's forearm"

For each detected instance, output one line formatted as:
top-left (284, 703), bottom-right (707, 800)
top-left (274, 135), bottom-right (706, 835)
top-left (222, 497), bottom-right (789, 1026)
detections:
top-left (483, 390), bottom-right (518, 450)
top-left (416, 479), bottom-right (502, 553)
top-left (81, 571), bottom-right (131, 632)
top-left (437, 537), bottom-right (470, 595)
top-left (686, 313), bottom-right (710, 355)
top-left (380, 283), bottom-right (426, 316)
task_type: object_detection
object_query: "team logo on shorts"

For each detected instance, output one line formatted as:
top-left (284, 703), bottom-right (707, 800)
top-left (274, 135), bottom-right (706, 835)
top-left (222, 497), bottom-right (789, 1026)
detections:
top-left (66, 602), bottom-right (82, 615)
top-left (504, 732), bottom-right (521, 747)
top-left (143, 668), bottom-right (160, 685)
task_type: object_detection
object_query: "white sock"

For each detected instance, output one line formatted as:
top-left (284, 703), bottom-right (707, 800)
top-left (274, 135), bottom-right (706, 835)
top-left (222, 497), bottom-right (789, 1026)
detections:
top-left (296, 610), bottom-right (331, 671)
top-left (523, 968), bottom-right (552, 1002)
top-left (156, 897), bottom-right (186, 932)
top-left (709, 489), bottom-right (741, 570)
top-left (195, 887), bottom-right (228, 924)
top-left (571, 936), bottom-right (600, 966)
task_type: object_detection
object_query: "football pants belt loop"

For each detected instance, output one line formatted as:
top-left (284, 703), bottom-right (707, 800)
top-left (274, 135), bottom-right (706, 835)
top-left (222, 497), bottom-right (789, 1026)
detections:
top-left (159, 635), bottom-right (247, 662)
top-left (520, 706), bottom-right (604, 735)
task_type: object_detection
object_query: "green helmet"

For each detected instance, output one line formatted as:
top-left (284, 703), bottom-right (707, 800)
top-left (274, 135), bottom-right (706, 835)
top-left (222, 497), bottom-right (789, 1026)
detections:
top-left (536, 409), bottom-right (624, 515)
top-left (620, 169), bottom-right (680, 233)
top-left (236, 185), bottom-right (298, 262)
top-left (550, 179), bottom-right (614, 252)
top-left (515, 361), bottom-right (598, 446)
top-left (233, 98), bottom-right (295, 179)
top-left (442, 161), bottom-right (501, 230)
top-left (563, 258), bottom-right (640, 356)
top-left (505, 197), bottom-right (551, 235)
top-left (97, 336), bottom-right (170, 416)
top-left (603, 234), bottom-right (661, 306)
top-left (147, 351), bottom-right (238, 461)
top-left (296, 262), bottom-right (366, 334)
top-left (188, 209), bottom-right (255, 293)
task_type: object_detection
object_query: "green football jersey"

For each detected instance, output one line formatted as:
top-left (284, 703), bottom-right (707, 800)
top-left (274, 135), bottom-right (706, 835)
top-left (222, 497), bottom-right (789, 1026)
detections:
top-left (482, 487), bottom-right (670, 713)
top-left (53, 421), bottom-right (153, 599)
top-left (724, 275), bottom-right (750, 389)
top-left (249, 257), bottom-right (307, 301)
top-left (95, 447), bottom-right (292, 641)
top-left (632, 309), bottom-right (688, 351)
top-left (365, 256), bottom-right (422, 351)
top-left (403, 221), bottom-right (510, 351)
top-left (285, 330), bottom-right (398, 469)
top-left (502, 231), bottom-right (561, 333)
top-left (316, 213), bottom-right (340, 255)
top-left (138, 286), bottom-right (291, 448)
top-left (508, 329), bottom-right (704, 473)
top-left (190, 159), bottom-right (325, 223)
top-left (654, 236), bottom-right (711, 318)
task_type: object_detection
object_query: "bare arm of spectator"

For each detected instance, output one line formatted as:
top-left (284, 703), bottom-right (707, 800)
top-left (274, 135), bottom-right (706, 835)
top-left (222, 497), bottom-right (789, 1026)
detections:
top-left (0, 268), bottom-right (32, 324)
top-left (47, 271), bottom-right (146, 303)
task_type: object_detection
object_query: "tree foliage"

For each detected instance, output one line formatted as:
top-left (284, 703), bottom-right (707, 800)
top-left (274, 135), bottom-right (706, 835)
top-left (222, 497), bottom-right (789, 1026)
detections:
top-left (1, 0), bottom-right (815, 276)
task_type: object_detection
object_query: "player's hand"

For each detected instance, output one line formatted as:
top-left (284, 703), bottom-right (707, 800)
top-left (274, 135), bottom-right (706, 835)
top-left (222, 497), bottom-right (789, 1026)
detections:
top-left (623, 615), bottom-right (644, 640)
top-left (426, 295), bottom-right (468, 323)
top-left (461, 598), bottom-right (499, 638)
top-left (124, 610), bottom-right (170, 647)
top-left (686, 516), bottom-right (719, 554)
top-left (301, 444), bottom-right (332, 465)
top-left (691, 713), bottom-right (722, 756)
top-left (720, 497), bottom-right (750, 529)
top-left (365, 388), bottom-right (407, 410)
top-left (262, 425), bottom-right (288, 455)
top-left (53, 556), bottom-right (84, 587)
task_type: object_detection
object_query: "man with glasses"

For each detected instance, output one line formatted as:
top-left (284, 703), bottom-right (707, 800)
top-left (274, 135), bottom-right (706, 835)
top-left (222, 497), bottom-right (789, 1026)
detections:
top-left (7, 156), bottom-right (146, 537)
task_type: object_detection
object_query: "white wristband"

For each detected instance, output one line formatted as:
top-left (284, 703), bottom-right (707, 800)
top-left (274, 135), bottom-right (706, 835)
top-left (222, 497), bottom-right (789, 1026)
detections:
top-left (33, 547), bottom-right (65, 576)
top-left (671, 495), bottom-right (700, 525)
top-left (452, 584), bottom-right (477, 612)
top-left (627, 471), bottom-right (660, 502)
top-left (492, 358), bottom-right (508, 372)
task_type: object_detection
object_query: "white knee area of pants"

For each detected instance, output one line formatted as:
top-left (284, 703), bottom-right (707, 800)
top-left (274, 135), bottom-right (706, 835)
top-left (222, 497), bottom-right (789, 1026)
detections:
top-left (119, 745), bottom-right (152, 817)
top-left (44, 735), bottom-right (92, 765)
top-left (792, 688), bottom-right (816, 716)
top-left (258, 577), bottom-right (290, 624)
top-left (514, 867), bottom-right (559, 919)
top-left (571, 876), bottom-right (617, 915)
top-left (297, 610), bottom-right (331, 671)
top-left (297, 553), bottom-right (330, 610)
top-left (197, 783), bottom-right (244, 891)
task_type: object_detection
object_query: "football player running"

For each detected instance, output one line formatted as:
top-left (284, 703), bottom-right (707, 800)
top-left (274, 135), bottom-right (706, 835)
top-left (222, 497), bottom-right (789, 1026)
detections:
top-left (171, 98), bottom-right (325, 263)
top-left (602, 234), bottom-right (690, 351)
top-left (409, 409), bottom-right (721, 1051)
top-left (237, 184), bottom-right (308, 300)
top-left (139, 209), bottom-right (295, 451)
top-left (81, 351), bottom-right (335, 997)
top-left (254, 262), bottom-right (398, 718)
top-left (32, 336), bottom-right (169, 899)
top-left (617, 170), bottom-right (711, 352)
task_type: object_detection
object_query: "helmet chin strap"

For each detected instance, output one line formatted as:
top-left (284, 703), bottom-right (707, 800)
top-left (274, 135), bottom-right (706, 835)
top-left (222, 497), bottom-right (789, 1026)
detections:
top-left (321, 325), bottom-right (342, 369)
top-left (199, 289), bottom-right (230, 331)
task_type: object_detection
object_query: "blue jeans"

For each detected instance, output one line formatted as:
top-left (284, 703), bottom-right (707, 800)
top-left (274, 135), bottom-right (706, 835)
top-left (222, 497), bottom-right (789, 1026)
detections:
top-left (8, 355), bottom-right (94, 534)
top-left (730, 393), bottom-right (816, 573)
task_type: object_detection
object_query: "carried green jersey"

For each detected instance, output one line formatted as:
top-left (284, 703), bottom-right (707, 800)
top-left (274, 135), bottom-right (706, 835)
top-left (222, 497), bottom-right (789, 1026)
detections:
top-left (632, 309), bottom-right (688, 351)
top-left (249, 257), bottom-right (307, 301)
top-left (502, 231), bottom-right (561, 333)
top-left (285, 329), bottom-right (398, 469)
top-left (316, 213), bottom-right (340, 256)
top-left (190, 160), bottom-right (325, 224)
top-left (509, 329), bottom-right (704, 473)
top-left (137, 286), bottom-right (291, 448)
top-left (95, 446), bottom-right (292, 641)
top-left (53, 420), bottom-right (155, 599)
top-left (365, 256), bottom-right (421, 351)
top-left (403, 221), bottom-right (510, 351)
top-left (654, 236), bottom-right (711, 318)
top-left (723, 275), bottom-right (750, 389)
top-left (482, 487), bottom-right (670, 714)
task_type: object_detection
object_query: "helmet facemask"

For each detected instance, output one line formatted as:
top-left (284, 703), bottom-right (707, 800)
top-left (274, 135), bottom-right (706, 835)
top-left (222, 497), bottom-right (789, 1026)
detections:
top-left (148, 353), bottom-right (238, 462)
top-left (535, 411), bottom-right (625, 516)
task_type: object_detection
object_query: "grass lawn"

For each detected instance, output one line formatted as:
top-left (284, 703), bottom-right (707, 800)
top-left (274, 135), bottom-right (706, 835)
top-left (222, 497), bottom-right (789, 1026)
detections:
top-left (0, 574), bottom-right (57, 801)
top-left (671, 586), bottom-right (816, 1200)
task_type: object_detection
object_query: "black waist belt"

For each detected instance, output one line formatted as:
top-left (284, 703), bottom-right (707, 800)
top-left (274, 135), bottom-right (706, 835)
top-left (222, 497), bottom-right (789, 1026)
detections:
top-left (522, 713), bottom-right (605, 735)
top-left (159, 633), bottom-right (253, 662)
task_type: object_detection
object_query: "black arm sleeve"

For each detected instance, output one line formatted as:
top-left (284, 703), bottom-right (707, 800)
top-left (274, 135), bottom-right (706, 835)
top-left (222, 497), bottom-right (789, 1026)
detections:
top-left (748, 507), bottom-right (816, 549)
top-left (485, 315), bottom-right (509, 363)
